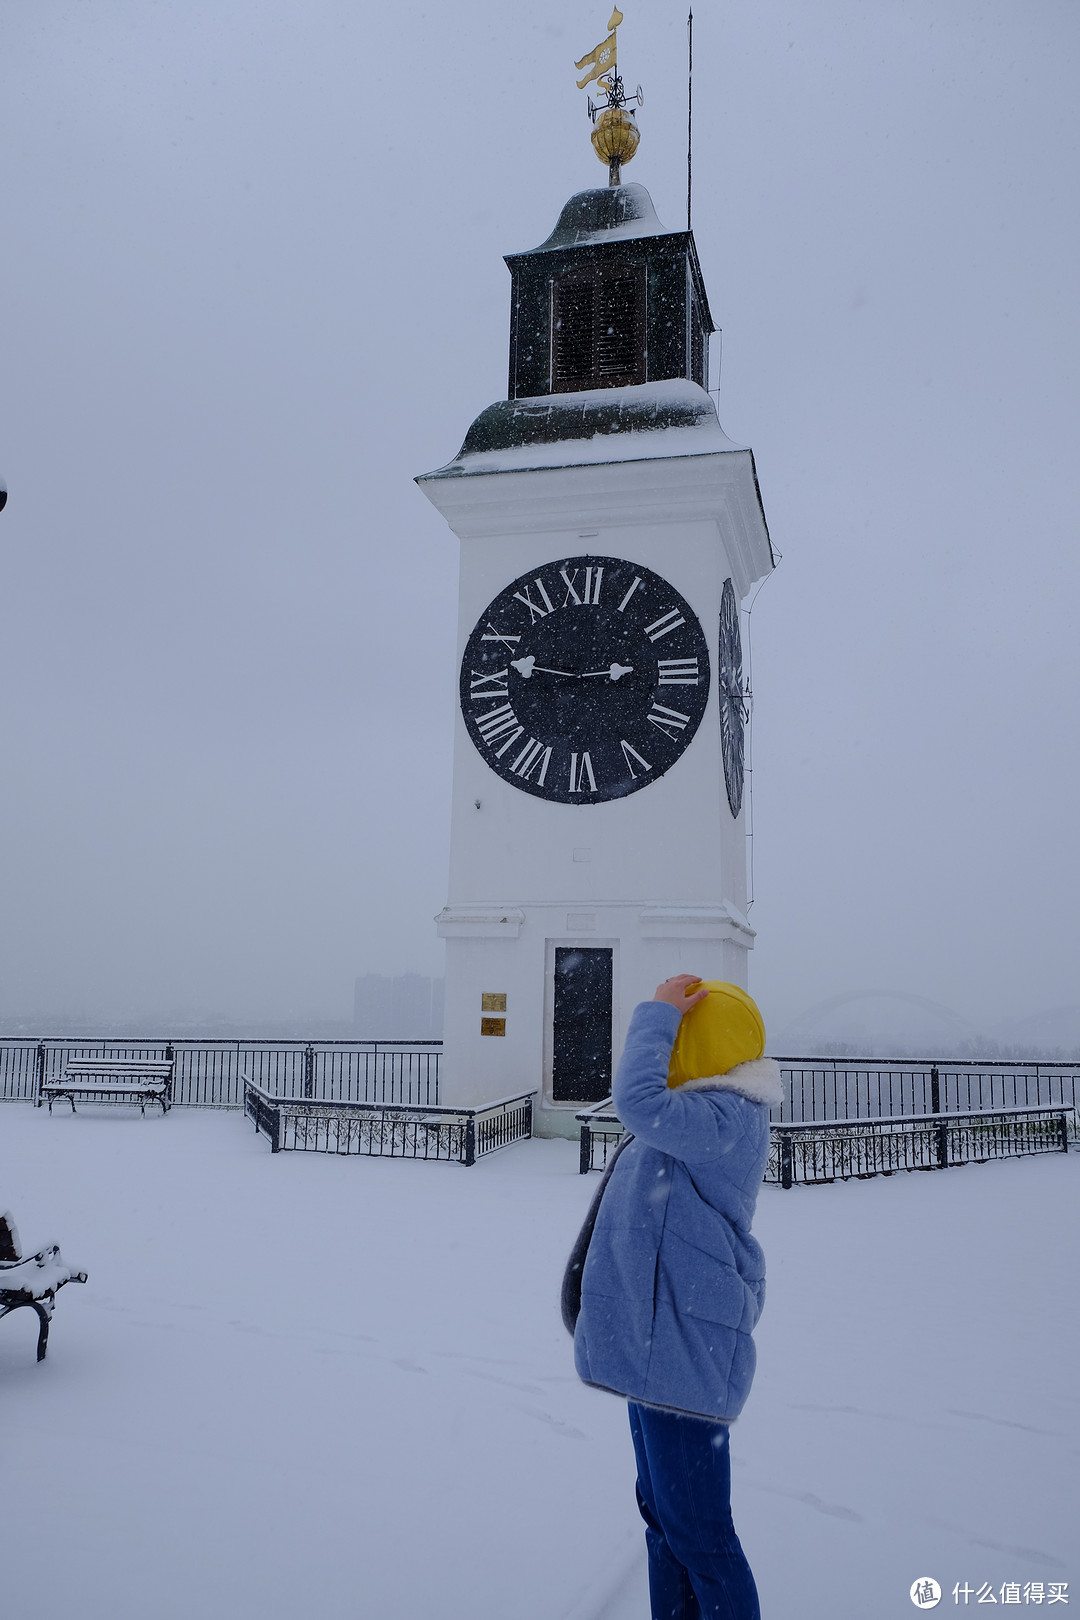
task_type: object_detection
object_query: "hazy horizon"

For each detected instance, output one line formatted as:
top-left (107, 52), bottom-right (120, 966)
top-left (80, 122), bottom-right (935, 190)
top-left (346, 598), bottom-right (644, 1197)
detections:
top-left (1, 1), bottom-right (1077, 1047)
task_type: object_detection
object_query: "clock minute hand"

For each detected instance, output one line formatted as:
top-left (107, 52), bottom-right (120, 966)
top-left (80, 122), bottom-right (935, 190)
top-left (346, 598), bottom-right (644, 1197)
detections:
top-left (581, 663), bottom-right (634, 682)
top-left (511, 655), bottom-right (579, 679)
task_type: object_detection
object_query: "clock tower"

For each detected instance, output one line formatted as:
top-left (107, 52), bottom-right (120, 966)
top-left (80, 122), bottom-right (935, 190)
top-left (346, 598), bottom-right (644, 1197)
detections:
top-left (416, 35), bottom-right (773, 1136)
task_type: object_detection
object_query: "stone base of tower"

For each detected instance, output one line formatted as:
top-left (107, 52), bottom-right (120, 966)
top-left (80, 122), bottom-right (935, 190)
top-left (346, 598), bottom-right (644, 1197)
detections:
top-left (436, 900), bottom-right (754, 1138)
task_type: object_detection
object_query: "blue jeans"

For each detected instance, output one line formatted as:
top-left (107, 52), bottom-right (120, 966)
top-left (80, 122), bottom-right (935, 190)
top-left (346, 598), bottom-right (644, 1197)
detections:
top-left (627, 1403), bottom-right (760, 1620)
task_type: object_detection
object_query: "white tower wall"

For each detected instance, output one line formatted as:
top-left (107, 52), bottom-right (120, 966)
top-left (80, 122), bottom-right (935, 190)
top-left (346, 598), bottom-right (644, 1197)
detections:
top-left (420, 430), bottom-right (772, 1134)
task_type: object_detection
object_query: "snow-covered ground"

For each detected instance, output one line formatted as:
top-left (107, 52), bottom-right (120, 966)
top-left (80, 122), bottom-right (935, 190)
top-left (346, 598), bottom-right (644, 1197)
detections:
top-left (1, 1104), bottom-right (1075, 1620)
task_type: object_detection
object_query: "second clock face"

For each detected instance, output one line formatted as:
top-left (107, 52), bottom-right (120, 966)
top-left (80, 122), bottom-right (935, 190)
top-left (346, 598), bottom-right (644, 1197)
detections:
top-left (460, 555), bottom-right (710, 804)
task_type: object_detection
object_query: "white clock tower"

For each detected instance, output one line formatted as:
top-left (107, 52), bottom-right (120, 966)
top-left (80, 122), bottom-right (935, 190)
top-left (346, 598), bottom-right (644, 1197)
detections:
top-left (417, 101), bottom-right (773, 1137)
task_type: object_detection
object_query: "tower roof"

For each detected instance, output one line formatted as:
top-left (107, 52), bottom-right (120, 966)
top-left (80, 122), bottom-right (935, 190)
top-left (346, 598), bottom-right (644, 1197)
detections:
top-left (422, 379), bottom-right (745, 479)
top-left (527, 184), bottom-right (666, 252)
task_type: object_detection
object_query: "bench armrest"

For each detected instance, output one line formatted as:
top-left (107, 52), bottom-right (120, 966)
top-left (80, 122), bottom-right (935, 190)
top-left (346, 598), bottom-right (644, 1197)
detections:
top-left (0, 1245), bottom-right (87, 1301)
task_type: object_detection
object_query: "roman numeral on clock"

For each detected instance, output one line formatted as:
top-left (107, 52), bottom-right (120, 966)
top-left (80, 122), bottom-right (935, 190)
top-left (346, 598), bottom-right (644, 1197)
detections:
top-left (512, 578), bottom-right (556, 624)
top-left (647, 702), bottom-right (691, 740)
top-left (469, 669), bottom-right (509, 699)
top-left (644, 608), bottom-right (686, 642)
top-left (620, 740), bottom-right (652, 779)
top-left (617, 576), bottom-right (644, 613)
top-left (481, 623), bottom-right (520, 651)
top-left (508, 737), bottom-right (551, 785)
top-left (568, 752), bottom-right (597, 794)
top-left (475, 704), bottom-right (524, 757)
top-left (657, 659), bottom-right (699, 685)
top-left (560, 566), bottom-right (603, 606)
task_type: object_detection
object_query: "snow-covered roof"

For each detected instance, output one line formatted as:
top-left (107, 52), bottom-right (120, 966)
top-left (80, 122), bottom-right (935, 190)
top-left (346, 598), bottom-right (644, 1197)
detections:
top-left (421, 380), bottom-right (747, 480)
top-left (521, 183), bottom-right (674, 253)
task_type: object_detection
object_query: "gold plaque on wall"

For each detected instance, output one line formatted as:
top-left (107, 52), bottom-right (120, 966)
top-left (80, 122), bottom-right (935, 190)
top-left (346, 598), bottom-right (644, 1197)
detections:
top-left (480, 1017), bottom-right (506, 1037)
top-left (481, 993), bottom-right (507, 1012)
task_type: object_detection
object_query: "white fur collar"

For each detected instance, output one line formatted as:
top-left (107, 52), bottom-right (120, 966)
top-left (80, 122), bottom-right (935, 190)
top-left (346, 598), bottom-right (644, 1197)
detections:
top-left (676, 1057), bottom-right (783, 1107)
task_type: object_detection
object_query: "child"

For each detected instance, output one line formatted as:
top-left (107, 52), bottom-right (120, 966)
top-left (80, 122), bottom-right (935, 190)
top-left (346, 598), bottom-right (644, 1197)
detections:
top-left (573, 974), bottom-right (781, 1620)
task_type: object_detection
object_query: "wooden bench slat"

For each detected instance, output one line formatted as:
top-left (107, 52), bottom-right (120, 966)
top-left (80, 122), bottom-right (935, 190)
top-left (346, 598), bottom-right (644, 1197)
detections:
top-left (47, 1070), bottom-right (172, 1079)
top-left (60, 1061), bottom-right (173, 1075)
top-left (42, 1081), bottom-right (169, 1094)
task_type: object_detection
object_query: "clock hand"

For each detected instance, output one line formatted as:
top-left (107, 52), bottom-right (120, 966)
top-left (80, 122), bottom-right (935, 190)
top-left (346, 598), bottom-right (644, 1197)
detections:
top-left (580, 663), bottom-right (634, 682)
top-left (511, 656), bottom-right (633, 681)
top-left (511, 655), bottom-right (579, 679)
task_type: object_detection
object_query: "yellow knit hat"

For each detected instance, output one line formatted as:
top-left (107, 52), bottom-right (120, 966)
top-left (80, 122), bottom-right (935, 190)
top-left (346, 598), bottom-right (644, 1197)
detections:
top-left (667, 981), bottom-right (766, 1088)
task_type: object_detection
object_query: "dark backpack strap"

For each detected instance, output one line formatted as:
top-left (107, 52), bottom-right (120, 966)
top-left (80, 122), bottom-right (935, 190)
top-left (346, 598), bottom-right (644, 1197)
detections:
top-left (560, 1132), bottom-right (634, 1335)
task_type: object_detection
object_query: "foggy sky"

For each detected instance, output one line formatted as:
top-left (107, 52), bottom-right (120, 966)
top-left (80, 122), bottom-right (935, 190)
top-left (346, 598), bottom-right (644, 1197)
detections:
top-left (1, 1), bottom-right (1077, 1044)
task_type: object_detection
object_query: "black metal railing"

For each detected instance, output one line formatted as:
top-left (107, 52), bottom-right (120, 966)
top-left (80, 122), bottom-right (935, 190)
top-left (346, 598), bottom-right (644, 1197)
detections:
top-left (580, 1099), bottom-right (1074, 1181)
top-left (0, 1038), bottom-right (441, 1110)
top-left (773, 1058), bottom-right (1080, 1122)
top-left (243, 1079), bottom-right (533, 1166)
top-left (576, 1102), bottom-right (625, 1174)
top-left (577, 1065), bottom-right (1079, 1177)
top-left (765, 1105), bottom-right (1072, 1187)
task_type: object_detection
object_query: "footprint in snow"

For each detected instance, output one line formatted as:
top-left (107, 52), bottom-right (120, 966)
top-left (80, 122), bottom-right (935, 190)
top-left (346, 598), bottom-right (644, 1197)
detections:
top-left (516, 1405), bottom-right (588, 1440)
top-left (463, 1367), bottom-right (544, 1395)
top-left (742, 1479), bottom-right (863, 1522)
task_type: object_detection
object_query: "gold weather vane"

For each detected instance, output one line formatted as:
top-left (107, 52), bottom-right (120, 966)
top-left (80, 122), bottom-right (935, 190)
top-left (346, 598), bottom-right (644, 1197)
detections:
top-left (574, 7), bottom-right (643, 187)
top-left (575, 7), bottom-right (621, 91)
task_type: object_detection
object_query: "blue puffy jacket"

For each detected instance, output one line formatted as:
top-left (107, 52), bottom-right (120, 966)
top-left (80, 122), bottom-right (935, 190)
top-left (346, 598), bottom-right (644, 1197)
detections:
top-left (574, 1000), bottom-right (781, 1422)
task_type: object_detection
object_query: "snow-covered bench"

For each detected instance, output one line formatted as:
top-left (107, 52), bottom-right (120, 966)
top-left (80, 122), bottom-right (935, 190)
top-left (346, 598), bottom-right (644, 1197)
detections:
top-left (40, 1058), bottom-right (173, 1115)
top-left (0, 1212), bottom-right (87, 1361)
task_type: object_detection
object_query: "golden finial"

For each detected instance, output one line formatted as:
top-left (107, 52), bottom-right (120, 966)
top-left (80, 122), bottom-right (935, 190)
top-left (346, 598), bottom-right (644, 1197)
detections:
top-left (575, 8), bottom-right (642, 187)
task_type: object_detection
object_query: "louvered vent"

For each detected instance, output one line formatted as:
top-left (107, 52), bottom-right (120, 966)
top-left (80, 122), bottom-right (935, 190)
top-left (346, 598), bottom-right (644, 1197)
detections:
top-left (689, 293), bottom-right (705, 388)
top-left (555, 282), bottom-right (595, 384)
top-left (597, 277), bottom-right (639, 378)
top-left (551, 264), bottom-right (645, 392)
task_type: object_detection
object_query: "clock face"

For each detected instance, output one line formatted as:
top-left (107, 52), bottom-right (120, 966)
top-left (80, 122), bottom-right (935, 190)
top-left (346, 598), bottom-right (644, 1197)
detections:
top-left (460, 555), bottom-right (710, 804)
top-left (718, 577), bottom-right (747, 818)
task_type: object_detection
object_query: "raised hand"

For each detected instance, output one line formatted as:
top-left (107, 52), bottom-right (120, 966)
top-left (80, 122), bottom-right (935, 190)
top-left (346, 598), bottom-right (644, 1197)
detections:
top-left (652, 974), bottom-right (707, 1014)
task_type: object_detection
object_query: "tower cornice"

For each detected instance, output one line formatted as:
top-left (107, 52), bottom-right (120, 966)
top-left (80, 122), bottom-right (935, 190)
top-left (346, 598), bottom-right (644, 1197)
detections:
top-left (416, 441), bottom-right (773, 601)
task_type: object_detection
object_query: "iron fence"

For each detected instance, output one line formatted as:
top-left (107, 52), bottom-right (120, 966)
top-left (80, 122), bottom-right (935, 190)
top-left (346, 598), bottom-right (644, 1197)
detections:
top-left (573, 1056), bottom-right (1080, 1172)
top-left (576, 1103), bottom-right (625, 1173)
top-left (773, 1058), bottom-right (1080, 1123)
top-left (765, 1105), bottom-right (1072, 1187)
top-left (580, 1098), bottom-right (1074, 1181)
top-left (244, 1079), bottom-right (534, 1166)
top-left (577, 1063), bottom-right (1079, 1177)
top-left (0, 1038), bottom-right (441, 1110)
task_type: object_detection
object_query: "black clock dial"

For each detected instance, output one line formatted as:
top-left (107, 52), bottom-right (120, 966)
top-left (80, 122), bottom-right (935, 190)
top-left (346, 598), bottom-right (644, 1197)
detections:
top-left (461, 555), bottom-right (710, 804)
top-left (718, 577), bottom-right (747, 818)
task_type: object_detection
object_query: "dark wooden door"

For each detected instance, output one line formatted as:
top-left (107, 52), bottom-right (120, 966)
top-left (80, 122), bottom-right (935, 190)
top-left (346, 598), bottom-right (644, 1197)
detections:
top-left (552, 947), bottom-right (613, 1103)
